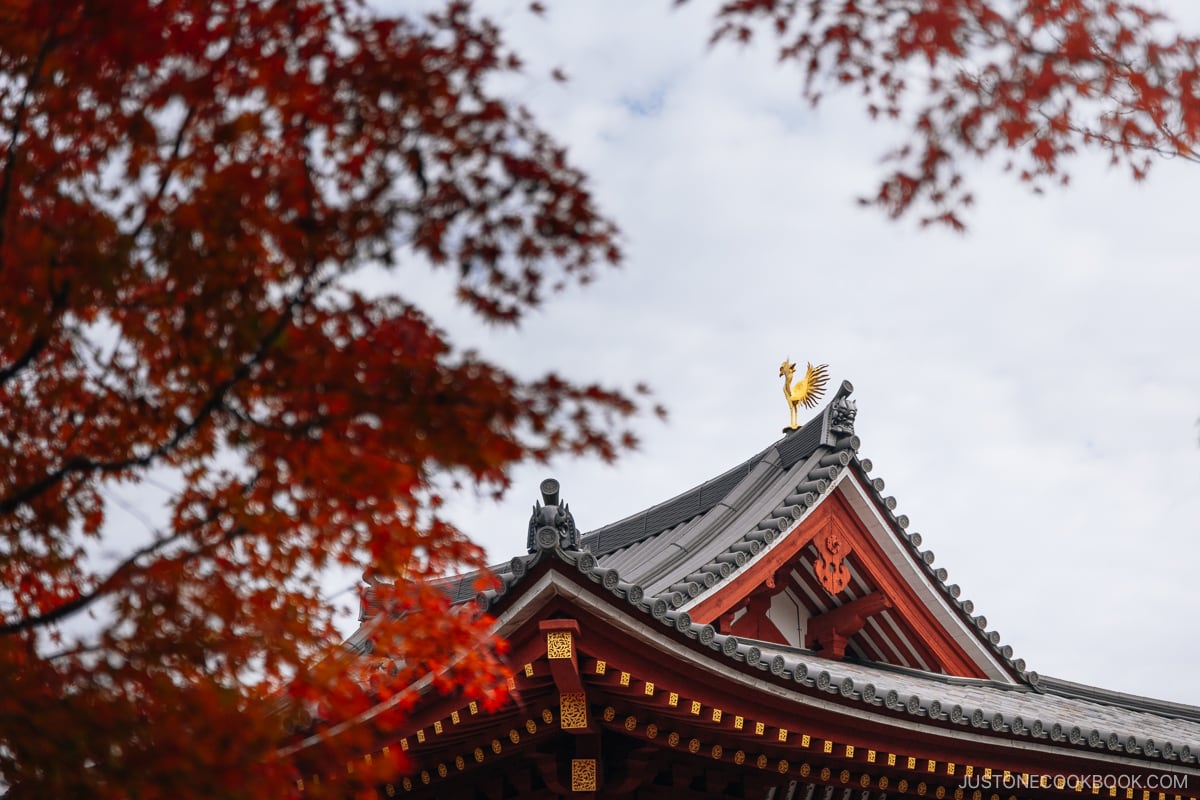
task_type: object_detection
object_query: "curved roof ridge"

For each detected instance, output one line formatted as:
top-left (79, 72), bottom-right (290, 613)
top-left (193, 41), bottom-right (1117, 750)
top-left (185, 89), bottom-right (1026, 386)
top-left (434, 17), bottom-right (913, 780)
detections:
top-left (1038, 674), bottom-right (1200, 724)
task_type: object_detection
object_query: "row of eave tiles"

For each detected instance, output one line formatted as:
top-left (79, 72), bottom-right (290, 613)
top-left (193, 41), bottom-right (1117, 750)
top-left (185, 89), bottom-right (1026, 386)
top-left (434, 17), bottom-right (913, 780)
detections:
top-left (478, 542), bottom-right (1200, 765)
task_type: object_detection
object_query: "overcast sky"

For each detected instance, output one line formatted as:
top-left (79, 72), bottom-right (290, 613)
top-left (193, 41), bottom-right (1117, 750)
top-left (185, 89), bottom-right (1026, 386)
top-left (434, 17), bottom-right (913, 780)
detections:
top-left (375, 0), bottom-right (1200, 707)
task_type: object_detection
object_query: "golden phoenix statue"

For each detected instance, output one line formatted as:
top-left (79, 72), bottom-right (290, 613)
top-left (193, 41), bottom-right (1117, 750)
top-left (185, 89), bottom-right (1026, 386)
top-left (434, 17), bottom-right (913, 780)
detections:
top-left (779, 359), bottom-right (829, 430)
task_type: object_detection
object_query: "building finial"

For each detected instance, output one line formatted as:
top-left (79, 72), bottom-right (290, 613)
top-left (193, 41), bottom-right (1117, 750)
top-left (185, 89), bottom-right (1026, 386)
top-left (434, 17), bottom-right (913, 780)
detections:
top-left (830, 396), bottom-right (857, 436)
top-left (527, 478), bottom-right (579, 553)
top-left (779, 359), bottom-right (830, 432)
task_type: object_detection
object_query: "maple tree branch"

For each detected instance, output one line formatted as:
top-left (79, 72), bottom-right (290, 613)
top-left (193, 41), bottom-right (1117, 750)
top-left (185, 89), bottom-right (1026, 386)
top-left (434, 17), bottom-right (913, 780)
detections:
top-left (0, 30), bottom-right (56, 259)
top-left (43, 642), bottom-right (105, 662)
top-left (0, 529), bottom-right (188, 636)
top-left (0, 266), bottom-right (332, 517)
top-left (128, 103), bottom-right (197, 244)
top-left (225, 403), bottom-right (326, 437)
top-left (1051, 108), bottom-right (1200, 164)
top-left (0, 331), bottom-right (50, 386)
top-left (57, 327), bottom-right (133, 454)
top-left (0, 481), bottom-right (256, 636)
top-left (0, 273), bottom-right (69, 388)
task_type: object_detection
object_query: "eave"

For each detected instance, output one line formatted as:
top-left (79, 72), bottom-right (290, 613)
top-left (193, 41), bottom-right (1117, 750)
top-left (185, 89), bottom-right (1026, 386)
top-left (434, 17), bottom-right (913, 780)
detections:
top-left (321, 548), bottom-right (1200, 797)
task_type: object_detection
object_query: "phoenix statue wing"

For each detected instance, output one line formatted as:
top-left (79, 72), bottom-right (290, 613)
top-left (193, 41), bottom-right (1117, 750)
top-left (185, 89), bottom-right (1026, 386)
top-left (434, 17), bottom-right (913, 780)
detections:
top-left (794, 362), bottom-right (830, 409)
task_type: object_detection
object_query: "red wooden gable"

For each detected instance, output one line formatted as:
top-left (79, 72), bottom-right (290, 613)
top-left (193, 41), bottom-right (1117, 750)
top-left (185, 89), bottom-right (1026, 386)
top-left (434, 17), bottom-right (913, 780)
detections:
top-left (686, 473), bottom-right (999, 681)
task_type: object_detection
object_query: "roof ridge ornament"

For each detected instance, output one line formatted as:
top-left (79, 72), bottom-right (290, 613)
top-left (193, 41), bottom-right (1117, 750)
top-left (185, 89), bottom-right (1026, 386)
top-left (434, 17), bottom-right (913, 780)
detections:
top-left (526, 478), bottom-right (580, 554)
top-left (779, 358), bottom-right (829, 432)
top-left (830, 394), bottom-right (857, 436)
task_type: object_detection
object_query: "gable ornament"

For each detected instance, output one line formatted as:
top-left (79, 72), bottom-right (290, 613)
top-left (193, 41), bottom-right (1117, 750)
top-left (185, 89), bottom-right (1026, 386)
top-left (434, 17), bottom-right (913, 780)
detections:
top-left (814, 525), bottom-right (851, 595)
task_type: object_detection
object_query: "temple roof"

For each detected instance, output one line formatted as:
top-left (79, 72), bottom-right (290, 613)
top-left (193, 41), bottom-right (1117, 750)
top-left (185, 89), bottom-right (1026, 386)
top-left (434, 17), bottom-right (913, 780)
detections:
top-left (436, 381), bottom-right (1027, 683)
top-left (343, 381), bottom-right (1200, 794)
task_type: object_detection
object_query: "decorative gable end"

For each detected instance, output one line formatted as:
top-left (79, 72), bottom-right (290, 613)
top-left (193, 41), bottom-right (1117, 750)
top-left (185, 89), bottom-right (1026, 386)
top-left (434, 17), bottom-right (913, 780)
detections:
top-left (684, 480), bottom-right (988, 677)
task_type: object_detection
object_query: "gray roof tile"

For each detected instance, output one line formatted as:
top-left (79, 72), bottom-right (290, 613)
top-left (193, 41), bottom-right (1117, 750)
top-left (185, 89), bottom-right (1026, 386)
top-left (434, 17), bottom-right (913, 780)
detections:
top-left (474, 529), bottom-right (1200, 761)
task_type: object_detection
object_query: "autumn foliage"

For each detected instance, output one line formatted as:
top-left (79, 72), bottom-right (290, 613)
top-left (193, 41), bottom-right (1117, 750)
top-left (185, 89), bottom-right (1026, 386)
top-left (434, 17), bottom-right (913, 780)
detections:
top-left (700, 0), bottom-right (1200, 228)
top-left (2, 0), bottom-right (1199, 796)
top-left (0, 0), bottom-right (639, 796)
